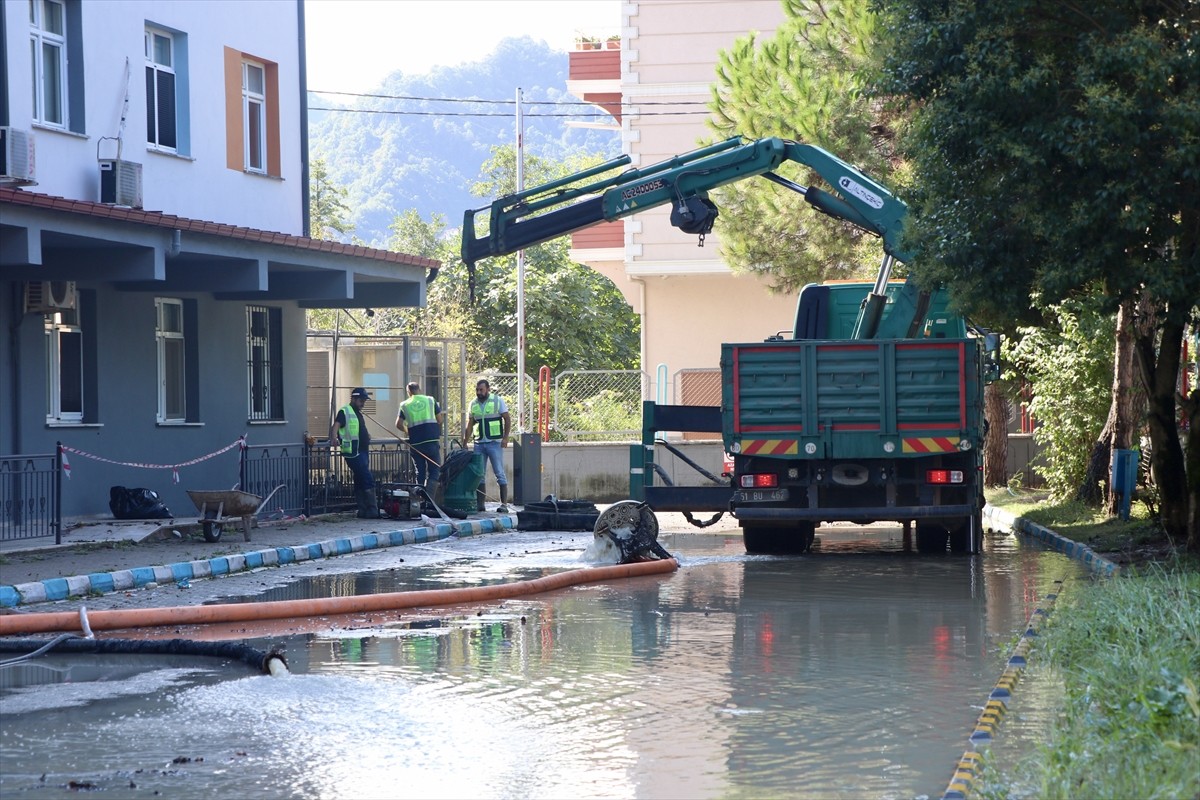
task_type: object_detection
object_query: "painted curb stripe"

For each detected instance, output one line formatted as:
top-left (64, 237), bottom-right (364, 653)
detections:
top-left (940, 576), bottom-right (1065, 799)
top-left (0, 515), bottom-right (517, 607)
top-left (940, 503), bottom-right (1119, 800)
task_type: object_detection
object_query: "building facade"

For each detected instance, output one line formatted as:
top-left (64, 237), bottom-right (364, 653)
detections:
top-left (1, 0), bottom-right (435, 522)
top-left (568, 0), bottom-right (796, 406)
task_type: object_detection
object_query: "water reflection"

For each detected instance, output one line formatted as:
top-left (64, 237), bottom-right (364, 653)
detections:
top-left (1, 532), bottom-right (1085, 799)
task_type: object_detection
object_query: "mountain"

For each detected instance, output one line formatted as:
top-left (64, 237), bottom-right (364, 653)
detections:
top-left (308, 36), bottom-right (621, 247)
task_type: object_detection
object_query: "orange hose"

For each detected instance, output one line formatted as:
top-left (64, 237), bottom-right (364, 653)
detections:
top-left (0, 559), bottom-right (679, 636)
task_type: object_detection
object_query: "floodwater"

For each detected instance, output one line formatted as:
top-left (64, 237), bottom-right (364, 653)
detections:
top-left (0, 524), bottom-right (1086, 799)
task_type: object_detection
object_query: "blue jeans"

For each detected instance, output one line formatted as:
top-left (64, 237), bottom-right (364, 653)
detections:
top-left (473, 440), bottom-right (507, 486)
top-left (343, 451), bottom-right (374, 492)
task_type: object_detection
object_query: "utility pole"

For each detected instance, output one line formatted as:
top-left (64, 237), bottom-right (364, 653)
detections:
top-left (515, 86), bottom-right (526, 434)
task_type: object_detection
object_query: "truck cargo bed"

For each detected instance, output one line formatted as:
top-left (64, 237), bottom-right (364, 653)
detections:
top-left (722, 338), bottom-right (982, 460)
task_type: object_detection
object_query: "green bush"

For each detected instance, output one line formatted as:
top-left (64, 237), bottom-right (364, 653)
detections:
top-left (1008, 298), bottom-right (1114, 498)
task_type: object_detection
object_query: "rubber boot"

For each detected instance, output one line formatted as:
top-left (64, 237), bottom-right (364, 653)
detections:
top-left (362, 489), bottom-right (381, 519)
top-left (354, 488), bottom-right (369, 518)
top-left (497, 484), bottom-right (509, 514)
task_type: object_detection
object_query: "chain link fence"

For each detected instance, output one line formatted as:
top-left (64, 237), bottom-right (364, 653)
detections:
top-left (307, 331), bottom-right (724, 443)
top-left (553, 370), bottom-right (647, 441)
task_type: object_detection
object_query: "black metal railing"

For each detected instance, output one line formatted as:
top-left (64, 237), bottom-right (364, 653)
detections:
top-left (239, 438), bottom-right (417, 518)
top-left (0, 439), bottom-right (420, 544)
top-left (0, 452), bottom-right (61, 544)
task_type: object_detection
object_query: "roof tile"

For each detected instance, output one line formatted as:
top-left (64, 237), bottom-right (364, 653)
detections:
top-left (0, 187), bottom-right (439, 269)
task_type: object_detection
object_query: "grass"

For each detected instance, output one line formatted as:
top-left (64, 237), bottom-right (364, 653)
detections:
top-left (976, 566), bottom-right (1200, 799)
top-left (984, 488), bottom-right (1177, 563)
top-left (978, 489), bottom-right (1199, 798)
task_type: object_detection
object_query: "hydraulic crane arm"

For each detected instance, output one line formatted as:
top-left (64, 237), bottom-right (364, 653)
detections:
top-left (461, 136), bottom-right (910, 269)
top-left (460, 136), bottom-right (917, 338)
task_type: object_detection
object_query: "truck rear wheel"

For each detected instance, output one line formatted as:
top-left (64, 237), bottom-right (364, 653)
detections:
top-left (742, 522), bottom-right (815, 554)
top-left (915, 520), bottom-right (950, 553)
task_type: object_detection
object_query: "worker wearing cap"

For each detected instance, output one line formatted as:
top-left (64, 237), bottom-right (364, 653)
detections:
top-left (330, 387), bottom-right (380, 519)
top-left (396, 381), bottom-right (444, 491)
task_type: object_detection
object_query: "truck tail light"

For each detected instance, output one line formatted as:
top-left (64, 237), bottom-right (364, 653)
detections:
top-left (739, 473), bottom-right (779, 489)
top-left (926, 469), bottom-right (964, 484)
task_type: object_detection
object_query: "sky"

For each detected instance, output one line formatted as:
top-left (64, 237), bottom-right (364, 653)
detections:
top-left (304, 0), bottom-right (620, 94)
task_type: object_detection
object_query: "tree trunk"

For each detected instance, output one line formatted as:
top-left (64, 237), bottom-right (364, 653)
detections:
top-left (1079, 300), bottom-right (1143, 510)
top-left (983, 383), bottom-right (1009, 487)
top-left (1076, 417), bottom-right (1113, 506)
top-left (1135, 317), bottom-right (1189, 544)
top-left (1183, 387), bottom-right (1200, 552)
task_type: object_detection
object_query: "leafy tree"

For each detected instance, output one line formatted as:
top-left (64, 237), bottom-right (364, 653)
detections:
top-left (707, 0), bottom-right (904, 292)
top-left (464, 145), bottom-right (641, 374)
top-left (1008, 299), bottom-right (1117, 496)
top-left (879, 0), bottom-right (1200, 547)
top-left (309, 155), bottom-right (353, 241)
top-left (381, 145), bottom-right (640, 376)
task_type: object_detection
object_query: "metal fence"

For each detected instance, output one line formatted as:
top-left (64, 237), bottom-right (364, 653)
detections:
top-left (0, 452), bottom-right (60, 543)
top-left (306, 332), bottom-right (468, 456)
top-left (0, 441), bottom-right (419, 543)
top-left (240, 439), bottom-right (417, 518)
top-left (553, 370), bottom-right (646, 441)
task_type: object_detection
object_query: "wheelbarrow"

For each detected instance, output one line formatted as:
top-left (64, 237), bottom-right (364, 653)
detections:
top-left (186, 485), bottom-right (285, 543)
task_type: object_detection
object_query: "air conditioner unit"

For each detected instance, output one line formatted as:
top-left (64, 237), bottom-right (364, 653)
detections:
top-left (25, 281), bottom-right (78, 314)
top-left (0, 127), bottom-right (36, 184)
top-left (99, 159), bottom-right (143, 208)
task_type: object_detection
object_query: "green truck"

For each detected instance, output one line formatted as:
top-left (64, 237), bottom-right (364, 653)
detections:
top-left (462, 136), bottom-right (999, 555)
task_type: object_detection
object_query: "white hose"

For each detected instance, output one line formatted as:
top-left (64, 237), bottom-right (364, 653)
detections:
top-left (78, 606), bottom-right (94, 639)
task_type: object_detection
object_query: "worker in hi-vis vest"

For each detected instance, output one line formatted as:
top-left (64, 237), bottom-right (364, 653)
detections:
top-left (396, 381), bottom-right (444, 491)
top-left (462, 378), bottom-right (512, 512)
top-left (330, 387), bottom-right (380, 518)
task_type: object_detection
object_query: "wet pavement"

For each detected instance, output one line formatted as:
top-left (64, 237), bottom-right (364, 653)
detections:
top-left (0, 523), bottom-right (1090, 799)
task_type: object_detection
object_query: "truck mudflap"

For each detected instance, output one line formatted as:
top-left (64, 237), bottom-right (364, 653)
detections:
top-left (734, 503), bottom-right (978, 522)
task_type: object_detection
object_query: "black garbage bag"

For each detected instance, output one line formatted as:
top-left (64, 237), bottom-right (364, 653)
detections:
top-left (109, 486), bottom-right (172, 520)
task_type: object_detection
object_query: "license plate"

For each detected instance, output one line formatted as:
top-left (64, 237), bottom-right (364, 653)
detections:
top-left (732, 488), bottom-right (789, 503)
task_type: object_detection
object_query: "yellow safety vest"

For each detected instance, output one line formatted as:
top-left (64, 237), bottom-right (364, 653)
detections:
top-left (469, 396), bottom-right (505, 441)
top-left (338, 403), bottom-right (361, 456)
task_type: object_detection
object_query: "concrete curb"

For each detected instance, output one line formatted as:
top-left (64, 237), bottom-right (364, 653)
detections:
top-left (983, 504), bottom-right (1120, 576)
top-left (941, 579), bottom-right (1063, 800)
top-left (940, 505), bottom-right (1121, 798)
top-left (0, 515), bottom-right (516, 608)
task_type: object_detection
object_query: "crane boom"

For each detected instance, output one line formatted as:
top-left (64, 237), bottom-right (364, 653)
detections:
top-left (461, 136), bottom-right (917, 338)
top-left (462, 136), bottom-right (909, 267)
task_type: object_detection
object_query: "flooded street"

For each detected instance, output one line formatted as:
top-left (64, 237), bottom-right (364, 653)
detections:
top-left (0, 524), bottom-right (1086, 799)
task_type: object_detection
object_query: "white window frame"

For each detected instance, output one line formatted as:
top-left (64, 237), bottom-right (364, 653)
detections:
top-left (45, 309), bottom-right (83, 423)
top-left (242, 60), bottom-right (266, 173)
top-left (156, 298), bottom-right (186, 423)
top-left (31, 0), bottom-right (68, 128)
top-left (145, 27), bottom-right (177, 151)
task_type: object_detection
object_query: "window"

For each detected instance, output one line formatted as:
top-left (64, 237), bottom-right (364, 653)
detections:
top-left (224, 47), bottom-right (278, 175)
top-left (30, 0), bottom-right (67, 127)
top-left (45, 308), bottom-right (82, 422)
top-left (242, 61), bottom-right (265, 173)
top-left (156, 298), bottom-right (185, 422)
top-left (246, 305), bottom-right (283, 420)
top-left (145, 27), bottom-right (176, 150)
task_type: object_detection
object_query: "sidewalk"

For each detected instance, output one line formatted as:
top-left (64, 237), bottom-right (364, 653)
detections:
top-left (0, 508), bottom-right (518, 608)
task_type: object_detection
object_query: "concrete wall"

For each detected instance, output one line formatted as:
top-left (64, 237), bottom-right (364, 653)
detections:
top-left (480, 440), bottom-right (726, 503)
top-left (483, 436), bottom-right (1047, 504)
